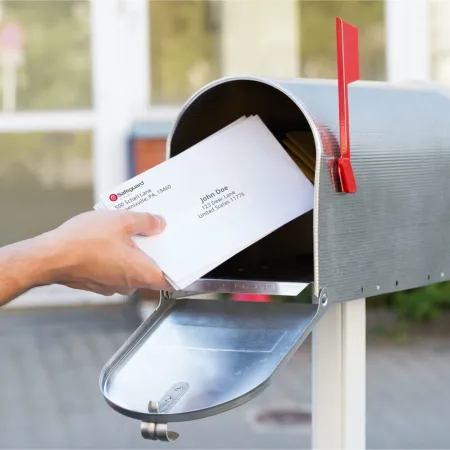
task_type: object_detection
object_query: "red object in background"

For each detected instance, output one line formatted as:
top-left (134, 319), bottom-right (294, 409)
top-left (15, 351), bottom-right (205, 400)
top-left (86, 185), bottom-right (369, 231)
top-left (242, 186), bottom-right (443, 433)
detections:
top-left (131, 136), bottom-right (167, 301)
top-left (231, 293), bottom-right (271, 302)
top-left (336, 17), bottom-right (360, 194)
top-left (132, 138), bottom-right (166, 175)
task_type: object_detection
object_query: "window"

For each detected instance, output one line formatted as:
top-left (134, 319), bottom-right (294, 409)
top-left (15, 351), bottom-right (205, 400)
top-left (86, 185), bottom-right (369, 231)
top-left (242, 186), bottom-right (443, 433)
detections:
top-left (0, 1), bottom-right (94, 249)
top-left (0, 131), bottom-right (93, 247)
top-left (0, 0), bottom-right (91, 111)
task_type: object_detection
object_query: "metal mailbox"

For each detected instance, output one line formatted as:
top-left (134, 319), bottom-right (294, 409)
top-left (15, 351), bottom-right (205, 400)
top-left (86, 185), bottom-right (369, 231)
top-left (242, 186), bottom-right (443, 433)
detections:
top-left (99, 20), bottom-right (450, 442)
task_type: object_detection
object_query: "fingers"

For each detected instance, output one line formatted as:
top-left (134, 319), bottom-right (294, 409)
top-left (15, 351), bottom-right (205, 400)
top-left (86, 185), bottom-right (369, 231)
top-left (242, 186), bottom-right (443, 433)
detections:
top-left (123, 212), bottom-right (166, 237)
top-left (115, 287), bottom-right (137, 296)
top-left (138, 266), bottom-right (171, 290)
top-left (65, 281), bottom-right (136, 297)
top-left (128, 248), bottom-right (172, 290)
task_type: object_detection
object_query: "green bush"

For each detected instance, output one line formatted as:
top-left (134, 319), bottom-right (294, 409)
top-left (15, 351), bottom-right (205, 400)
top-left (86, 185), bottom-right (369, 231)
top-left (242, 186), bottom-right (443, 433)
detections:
top-left (374, 282), bottom-right (450, 323)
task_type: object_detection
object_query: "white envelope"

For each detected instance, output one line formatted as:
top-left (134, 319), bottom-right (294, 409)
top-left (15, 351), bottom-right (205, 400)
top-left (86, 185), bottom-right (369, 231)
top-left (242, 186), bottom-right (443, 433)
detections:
top-left (95, 115), bottom-right (314, 290)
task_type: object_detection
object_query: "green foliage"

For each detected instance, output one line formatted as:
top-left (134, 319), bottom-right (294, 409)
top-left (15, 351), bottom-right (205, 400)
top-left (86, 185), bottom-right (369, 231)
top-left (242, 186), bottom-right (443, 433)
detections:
top-left (148, 0), bottom-right (386, 103)
top-left (149, 0), bottom-right (220, 104)
top-left (299, 0), bottom-right (386, 80)
top-left (375, 282), bottom-right (450, 323)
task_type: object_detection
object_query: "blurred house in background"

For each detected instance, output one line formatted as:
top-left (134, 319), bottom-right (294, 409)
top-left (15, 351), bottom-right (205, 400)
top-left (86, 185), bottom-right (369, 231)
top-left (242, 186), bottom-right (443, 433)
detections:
top-left (0, 0), bottom-right (446, 307)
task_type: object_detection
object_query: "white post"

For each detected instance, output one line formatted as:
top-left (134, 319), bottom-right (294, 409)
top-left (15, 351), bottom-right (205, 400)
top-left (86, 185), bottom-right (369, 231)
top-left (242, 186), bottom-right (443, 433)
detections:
top-left (312, 303), bottom-right (344, 448)
top-left (385, 0), bottom-right (430, 82)
top-left (341, 299), bottom-right (366, 448)
top-left (90, 0), bottom-right (131, 201)
top-left (312, 299), bottom-right (366, 449)
top-left (90, 0), bottom-right (152, 200)
top-left (429, 0), bottom-right (450, 84)
top-left (122, 0), bottom-right (150, 115)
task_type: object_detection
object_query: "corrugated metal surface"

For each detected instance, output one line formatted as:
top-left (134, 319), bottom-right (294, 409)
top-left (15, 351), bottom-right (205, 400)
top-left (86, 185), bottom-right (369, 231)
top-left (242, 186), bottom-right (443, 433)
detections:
top-left (168, 76), bottom-right (450, 303)
top-left (279, 79), bottom-right (450, 302)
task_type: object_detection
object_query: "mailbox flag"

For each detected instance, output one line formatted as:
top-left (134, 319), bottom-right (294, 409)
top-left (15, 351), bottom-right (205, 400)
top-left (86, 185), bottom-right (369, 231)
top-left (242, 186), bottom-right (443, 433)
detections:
top-left (336, 17), bottom-right (360, 194)
top-left (336, 18), bottom-right (360, 83)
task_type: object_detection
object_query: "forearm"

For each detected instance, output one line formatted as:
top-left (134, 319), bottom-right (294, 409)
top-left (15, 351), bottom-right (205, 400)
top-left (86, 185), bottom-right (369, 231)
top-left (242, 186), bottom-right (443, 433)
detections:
top-left (0, 233), bottom-right (61, 306)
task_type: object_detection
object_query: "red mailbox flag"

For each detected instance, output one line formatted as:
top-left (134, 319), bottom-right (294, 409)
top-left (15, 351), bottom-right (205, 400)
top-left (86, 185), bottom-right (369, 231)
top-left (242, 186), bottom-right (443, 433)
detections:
top-left (336, 17), bottom-right (360, 194)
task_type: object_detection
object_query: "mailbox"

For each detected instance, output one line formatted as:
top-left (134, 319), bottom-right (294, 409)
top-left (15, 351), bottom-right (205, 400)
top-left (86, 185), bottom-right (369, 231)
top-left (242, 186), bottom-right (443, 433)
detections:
top-left (99, 19), bottom-right (450, 442)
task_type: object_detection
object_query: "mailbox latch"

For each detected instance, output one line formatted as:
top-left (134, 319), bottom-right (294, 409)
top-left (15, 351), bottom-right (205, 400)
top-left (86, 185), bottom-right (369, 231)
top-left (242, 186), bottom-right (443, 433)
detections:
top-left (140, 382), bottom-right (189, 442)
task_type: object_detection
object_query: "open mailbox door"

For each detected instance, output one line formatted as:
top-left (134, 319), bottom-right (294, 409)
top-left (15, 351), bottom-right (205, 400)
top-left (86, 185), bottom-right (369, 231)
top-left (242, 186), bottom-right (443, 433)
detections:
top-left (99, 19), bottom-right (450, 441)
top-left (100, 286), bottom-right (326, 441)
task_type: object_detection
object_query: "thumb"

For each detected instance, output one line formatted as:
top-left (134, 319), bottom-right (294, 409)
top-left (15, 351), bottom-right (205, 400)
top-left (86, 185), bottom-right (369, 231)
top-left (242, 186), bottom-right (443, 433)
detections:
top-left (124, 212), bottom-right (166, 236)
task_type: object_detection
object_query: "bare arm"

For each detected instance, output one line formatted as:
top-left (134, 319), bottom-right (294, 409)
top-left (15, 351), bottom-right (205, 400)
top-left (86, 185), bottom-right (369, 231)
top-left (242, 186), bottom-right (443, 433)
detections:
top-left (0, 235), bottom-right (59, 305)
top-left (0, 210), bottom-right (168, 307)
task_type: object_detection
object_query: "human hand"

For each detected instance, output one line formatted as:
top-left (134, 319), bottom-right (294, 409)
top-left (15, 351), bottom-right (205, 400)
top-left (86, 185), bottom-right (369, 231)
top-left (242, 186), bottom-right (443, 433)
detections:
top-left (41, 210), bottom-right (169, 296)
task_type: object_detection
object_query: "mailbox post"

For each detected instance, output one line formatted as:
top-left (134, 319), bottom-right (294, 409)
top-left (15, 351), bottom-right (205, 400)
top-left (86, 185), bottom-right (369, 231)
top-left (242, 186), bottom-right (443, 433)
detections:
top-left (312, 299), bottom-right (366, 449)
top-left (99, 18), bottom-right (450, 449)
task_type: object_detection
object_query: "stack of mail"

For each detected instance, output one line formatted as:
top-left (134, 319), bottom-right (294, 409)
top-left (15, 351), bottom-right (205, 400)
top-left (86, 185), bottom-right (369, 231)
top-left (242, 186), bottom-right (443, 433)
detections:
top-left (95, 115), bottom-right (314, 290)
top-left (282, 131), bottom-right (316, 184)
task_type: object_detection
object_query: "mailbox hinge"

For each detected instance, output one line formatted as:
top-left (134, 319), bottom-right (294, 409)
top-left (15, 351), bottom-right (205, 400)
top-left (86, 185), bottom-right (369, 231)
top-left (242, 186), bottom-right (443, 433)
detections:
top-left (141, 421), bottom-right (178, 442)
top-left (317, 287), bottom-right (329, 308)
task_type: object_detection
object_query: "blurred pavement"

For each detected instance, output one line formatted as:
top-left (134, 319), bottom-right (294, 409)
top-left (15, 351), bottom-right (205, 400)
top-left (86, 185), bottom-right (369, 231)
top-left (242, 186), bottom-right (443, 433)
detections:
top-left (1, 304), bottom-right (450, 449)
